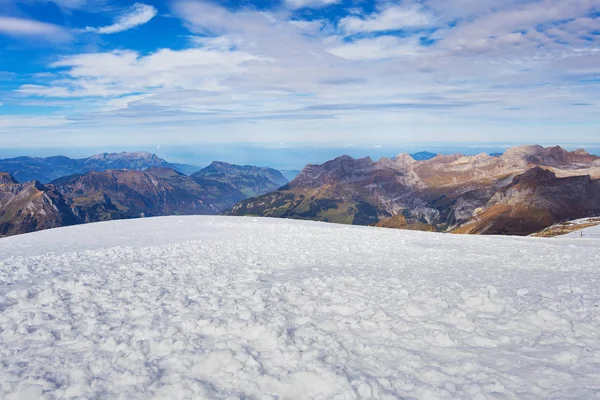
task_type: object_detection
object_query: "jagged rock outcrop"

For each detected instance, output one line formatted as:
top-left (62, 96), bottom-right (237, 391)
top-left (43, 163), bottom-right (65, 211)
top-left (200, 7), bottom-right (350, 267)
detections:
top-left (0, 172), bottom-right (18, 185)
top-left (0, 174), bottom-right (80, 237)
top-left (454, 168), bottom-right (600, 235)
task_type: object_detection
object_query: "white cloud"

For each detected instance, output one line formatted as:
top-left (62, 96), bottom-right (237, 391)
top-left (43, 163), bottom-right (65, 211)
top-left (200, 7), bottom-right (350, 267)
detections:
top-left (101, 94), bottom-right (150, 111)
top-left (422, 0), bottom-right (520, 19)
top-left (85, 3), bottom-right (157, 34)
top-left (338, 5), bottom-right (434, 34)
top-left (19, 47), bottom-right (261, 98)
top-left (0, 16), bottom-right (69, 39)
top-left (328, 36), bottom-right (422, 60)
top-left (288, 19), bottom-right (326, 34)
top-left (5, 0), bottom-right (600, 147)
top-left (284, 0), bottom-right (339, 10)
top-left (438, 0), bottom-right (599, 53)
top-left (191, 35), bottom-right (245, 51)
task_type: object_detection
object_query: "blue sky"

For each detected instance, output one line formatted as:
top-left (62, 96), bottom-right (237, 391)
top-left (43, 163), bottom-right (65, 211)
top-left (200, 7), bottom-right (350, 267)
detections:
top-left (0, 0), bottom-right (599, 154)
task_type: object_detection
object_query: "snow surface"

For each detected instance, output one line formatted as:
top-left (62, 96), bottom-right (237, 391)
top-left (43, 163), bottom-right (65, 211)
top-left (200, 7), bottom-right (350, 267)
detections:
top-left (1, 216), bottom-right (600, 399)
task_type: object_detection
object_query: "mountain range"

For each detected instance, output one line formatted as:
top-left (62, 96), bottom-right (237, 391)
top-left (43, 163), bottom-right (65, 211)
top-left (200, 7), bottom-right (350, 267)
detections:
top-left (2, 145), bottom-right (600, 237)
top-left (191, 161), bottom-right (288, 197)
top-left (0, 157), bottom-right (288, 237)
top-left (0, 152), bottom-right (199, 183)
top-left (227, 145), bottom-right (600, 235)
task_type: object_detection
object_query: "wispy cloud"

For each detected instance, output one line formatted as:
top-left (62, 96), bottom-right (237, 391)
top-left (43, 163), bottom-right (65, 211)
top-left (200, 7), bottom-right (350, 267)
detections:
top-left (434, 0), bottom-right (599, 54)
top-left (0, 16), bottom-right (69, 39)
top-left (328, 36), bottom-right (422, 60)
top-left (84, 3), bottom-right (157, 34)
top-left (18, 47), bottom-right (260, 98)
top-left (338, 5), bottom-right (434, 34)
top-left (284, 0), bottom-right (340, 10)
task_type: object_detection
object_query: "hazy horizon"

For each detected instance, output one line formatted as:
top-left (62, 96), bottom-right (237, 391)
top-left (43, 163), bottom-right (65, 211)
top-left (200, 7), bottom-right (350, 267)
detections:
top-left (1, 142), bottom-right (600, 171)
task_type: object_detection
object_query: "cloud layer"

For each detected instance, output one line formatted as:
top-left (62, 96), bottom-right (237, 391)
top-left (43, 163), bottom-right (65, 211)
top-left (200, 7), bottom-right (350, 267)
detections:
top-left (0, 0), bottom-right (599, 148)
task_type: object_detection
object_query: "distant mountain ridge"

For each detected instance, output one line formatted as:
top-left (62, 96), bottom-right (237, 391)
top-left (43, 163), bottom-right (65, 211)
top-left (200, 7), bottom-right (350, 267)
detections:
top-left (53, 168), bottom-right (248, 221)
top-left (0, 152), bottom-right (199, 183)
top-left (0, 159), bottom-right (289, 237)
top-left (0, 168), bottom-right (246, 237)
top-left (227, 145), bottom-right (600, 235)
top-left (192, 161), bottom-right (288, 197)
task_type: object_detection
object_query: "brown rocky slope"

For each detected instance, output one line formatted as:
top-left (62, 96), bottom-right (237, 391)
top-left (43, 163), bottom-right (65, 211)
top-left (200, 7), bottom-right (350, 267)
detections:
top-left (0, 168), bottom-right (247, 237)
top-left (227, 145), bottom-right (600, 235)
top-left (0, 173), bottom-right (80, 237)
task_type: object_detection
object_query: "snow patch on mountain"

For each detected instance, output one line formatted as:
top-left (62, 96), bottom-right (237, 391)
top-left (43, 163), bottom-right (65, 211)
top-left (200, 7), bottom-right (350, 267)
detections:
top-left (559, 218), bottom-right (600, 238)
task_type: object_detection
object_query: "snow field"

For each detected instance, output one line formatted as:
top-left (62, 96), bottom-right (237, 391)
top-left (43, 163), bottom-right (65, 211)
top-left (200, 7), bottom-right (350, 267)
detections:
top-left (1, 216), bottom-right (600, 399)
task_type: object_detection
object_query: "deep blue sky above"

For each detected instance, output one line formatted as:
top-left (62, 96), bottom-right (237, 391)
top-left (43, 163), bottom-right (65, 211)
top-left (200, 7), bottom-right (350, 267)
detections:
top-left (0, 0), bottom-right (599, 154)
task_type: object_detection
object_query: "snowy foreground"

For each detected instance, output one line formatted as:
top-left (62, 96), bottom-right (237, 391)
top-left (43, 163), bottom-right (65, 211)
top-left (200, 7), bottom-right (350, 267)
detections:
top-left (1, 217), bottom-right (600, 399)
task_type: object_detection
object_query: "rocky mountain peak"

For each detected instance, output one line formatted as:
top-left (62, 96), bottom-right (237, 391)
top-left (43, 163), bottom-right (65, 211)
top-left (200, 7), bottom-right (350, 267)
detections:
top-left (90, 151), bottom-right (151, 159)
top-left (89, 151), bottom-right (156, 161)
top-left (190, 162), bottom-right (288, 198)
top-left (573, 149), bottom-right (591, 156)
top-left (200, 161), bottom-right (248, 175)
top-left (291, 155), bottom-right (375, 188)
top-left (499, 145), bottom-right (546, 168)
top-left (0, 172), bottom-right (18, 185)
top-left (502, 144), bottom-right (545, 158)
top-left (450, 153), bottom-right (494, 166)
top-left (195, 161), bottom-right (287, 180)
top-left (209, 161), bottom-right (232, 167)
top-left (513, 166), bottom-right (557, 184)
top-left (392, 153), bottom-right (416, 167)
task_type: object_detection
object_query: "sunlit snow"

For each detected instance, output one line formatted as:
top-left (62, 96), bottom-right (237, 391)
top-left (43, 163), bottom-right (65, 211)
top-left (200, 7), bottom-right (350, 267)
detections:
top-left (1, 216), bottom-right (600, 399)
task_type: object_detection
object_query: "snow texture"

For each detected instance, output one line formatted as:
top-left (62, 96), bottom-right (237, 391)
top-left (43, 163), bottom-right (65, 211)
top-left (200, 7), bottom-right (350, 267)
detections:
top-left (1, 216), bottom-right (600, 399)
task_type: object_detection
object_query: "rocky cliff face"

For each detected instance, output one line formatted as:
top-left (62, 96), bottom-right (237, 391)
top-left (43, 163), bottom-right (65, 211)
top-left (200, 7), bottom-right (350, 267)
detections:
top-left (454, 168), bottom-right (600, 235)
top-left (0, 172), bottom-right (18, 185)
top-left (227, 145), bottom-right (600, 235)
top-left (0, 175), bottom-right (80, 237)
